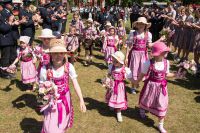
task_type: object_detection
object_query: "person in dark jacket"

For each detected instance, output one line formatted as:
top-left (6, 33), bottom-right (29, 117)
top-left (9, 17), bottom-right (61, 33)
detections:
top-left (19, 0), bottom-right (35, 45)
top-left (38, 4), bottom-right (52, 29)
top-left (0, 0), bottom-right (15, 79)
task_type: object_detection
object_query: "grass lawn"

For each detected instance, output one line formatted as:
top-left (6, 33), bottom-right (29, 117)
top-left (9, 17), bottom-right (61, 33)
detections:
top-left (0, 14), bottom-right (200, 133)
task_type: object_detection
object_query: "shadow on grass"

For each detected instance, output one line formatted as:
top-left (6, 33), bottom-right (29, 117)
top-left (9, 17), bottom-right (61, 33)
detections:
top-left (167, 74), bottom-right (199, 90)
top-left (93, 54), bottom-right (104, 60)
top-left (77, 58), bottom-right (107, 70)
top-left (194, 92), bottom-right (200, 103)
top-left (84, 97), bottom-right (116, 119)
top-left (84, 97), bottom-right (158, 131)
top-left (12, 93), bottom-right (41, 115)
top-left (20, 118), bottom-right (42, 133)
top-left (1, 79), bottom-right (27, 92)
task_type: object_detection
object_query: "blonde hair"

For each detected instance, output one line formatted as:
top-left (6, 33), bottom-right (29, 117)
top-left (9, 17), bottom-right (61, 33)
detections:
top-left (29, 5), bottom-right (37, 13)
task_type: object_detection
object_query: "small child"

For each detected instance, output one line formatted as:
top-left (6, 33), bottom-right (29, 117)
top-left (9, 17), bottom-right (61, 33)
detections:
top-left (65, 26), bottom-right (79, 64)
top-left (126, 17), bottom-right (153, 94)
top-left (134, 42), bottom-right (176, 133)
top-left (10, 36), bottom-right (37, 91)
top-left (35, 29), bottom-right (55, 81)
top-left (104, 51), bottom-right (132, 122)
top-left (39, 39), bottom-right (86, 133)
top-left (117, 19), bottom-right (126, 50)
top-left (83, 18), bottom-right (97, 66)
top-left (103, 26), bottom-right (119, 65)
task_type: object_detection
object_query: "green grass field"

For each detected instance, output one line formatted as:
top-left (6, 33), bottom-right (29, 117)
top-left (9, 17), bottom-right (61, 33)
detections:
top-left (0, 14), bottom-right (200, 133)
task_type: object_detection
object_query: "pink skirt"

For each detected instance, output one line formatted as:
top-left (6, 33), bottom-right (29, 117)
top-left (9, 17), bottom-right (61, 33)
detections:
top-left (128, 50), bottom-right (148, 80)
top-left (104, 46), bottom-right (116, 64)
top-left (139, 81), bottom-right (168, 117)
top-left (106, 82), bottom-right (127, 110)
top-left (21, 60), bottom-right (37, 84)
top-left (41, 91), bottom-right (74, 133)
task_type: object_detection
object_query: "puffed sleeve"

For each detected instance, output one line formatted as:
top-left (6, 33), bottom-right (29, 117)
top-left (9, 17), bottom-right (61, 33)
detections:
top-left (39, 66), bottom-right (47, 83)
top-left (166, 60), bottom-right (170, 74)
top-left (147, 31), bottom-right (152, 43)
top-left (69, 63), bottom-right (78, 79)
top-left (141, 60), bottom-right (151, 74)
top-left (124, 67), bottom-right (132, 79)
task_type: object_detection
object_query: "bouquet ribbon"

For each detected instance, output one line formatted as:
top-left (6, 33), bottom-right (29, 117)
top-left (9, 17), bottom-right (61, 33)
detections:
top-left (57, 89), bottom-right (70, 125)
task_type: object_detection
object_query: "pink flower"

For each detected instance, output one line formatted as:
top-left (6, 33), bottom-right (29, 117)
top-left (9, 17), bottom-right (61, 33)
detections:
top-left (183, 62), bottom-right (190, 69)
top-left (47, 70), bottom-right (53, 80)
top-left (43, 95), bottom-right (50, 101)
top-left (44, 81), bottom-right (52, 88)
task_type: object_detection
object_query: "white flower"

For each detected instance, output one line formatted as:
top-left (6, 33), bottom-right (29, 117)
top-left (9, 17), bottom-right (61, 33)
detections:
top-left (190, 66), bottom-right (197, 73)
top-left (39, 87), bottom-right (45, 94)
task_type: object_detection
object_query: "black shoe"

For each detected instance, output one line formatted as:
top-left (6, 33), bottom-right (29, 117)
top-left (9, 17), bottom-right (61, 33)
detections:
top-left (8, 73), bottom-right (16, 78)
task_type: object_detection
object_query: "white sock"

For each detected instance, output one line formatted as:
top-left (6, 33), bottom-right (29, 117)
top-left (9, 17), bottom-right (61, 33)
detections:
top-left (117, 112), bottom-right (123, 122)
top-left (158, 122), bottom-right (167, 133)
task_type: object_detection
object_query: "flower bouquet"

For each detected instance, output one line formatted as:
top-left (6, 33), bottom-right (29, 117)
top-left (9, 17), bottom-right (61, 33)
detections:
top-left (159, 28), bottom-right (175, 41)
top-left (101, 76), bottom-right (114, 89)
top-left (176, 60), bottom-right (197, 78)
top-left (37, 81), bottom-right (59, 112)
top-left (0, 65), bottom-right (17, 74)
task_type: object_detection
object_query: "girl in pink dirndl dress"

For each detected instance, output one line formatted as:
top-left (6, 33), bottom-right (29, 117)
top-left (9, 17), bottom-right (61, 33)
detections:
top-left (125, 17), bottom-right (153, 94)
top-left (105, 51), bottom-right (132, 122)
top-left (135, 42), bottom-right (176, 133)
top-left (40, 39), bottom-right (86, 133)
top-left (10, 36), bottom-right (37, 90)
top-left (103, 26), bottom-right (119, 65)
top-left (34, 29), bottom-right (55, 81)
top-left (117, 19), bottom-right (126, 50)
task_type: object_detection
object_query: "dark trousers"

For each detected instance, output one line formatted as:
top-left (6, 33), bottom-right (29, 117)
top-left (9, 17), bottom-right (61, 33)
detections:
top-left (0, 45), bottom-right (17, 67)
top-left (84, 39), bottom-right (93, 56)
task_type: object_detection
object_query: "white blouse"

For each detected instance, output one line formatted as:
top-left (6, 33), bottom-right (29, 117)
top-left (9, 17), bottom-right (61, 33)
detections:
top-left (108, 64), bottom-right (132, 79)
top-left (141, 60), bottom-right (170, 74)
top-left (39, 63), bottom-right (78, 83)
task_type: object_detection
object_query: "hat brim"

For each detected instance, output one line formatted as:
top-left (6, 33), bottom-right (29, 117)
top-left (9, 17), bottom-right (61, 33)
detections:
top-left (86, 20), bottom-right (93, 23)
top-left (151, 48), bottom-right (170, 56)
top-left (38, 35), bottom-right (55, 38)
top-left (133, 21), bottom-right (151, 29)
top-left (111, 54), bottom-right (124, 64)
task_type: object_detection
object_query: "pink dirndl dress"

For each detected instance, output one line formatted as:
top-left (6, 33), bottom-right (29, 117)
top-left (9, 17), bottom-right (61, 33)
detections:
top-left (103, 36), bottom-right (117, 64)
top-left (139, 59), bottom-right (168, 118)
top-left (117, 27), bottom-right (126, 45)
top-left (128, 32), bottom-right (149, 81)
top-left (34, 45), bottom-right (50, 79)
top-left (106, 66), bottom-right (127, 110)
top-left (18, 47), bottom-right (37, 84)
top-left (41, 63), bottom-right (74, 133)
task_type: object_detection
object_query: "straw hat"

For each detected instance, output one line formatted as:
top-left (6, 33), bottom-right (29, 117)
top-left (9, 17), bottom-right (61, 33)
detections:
top-left (86, 18), bottom-right (93, 23)
top-left (151, 42), bottom-right (170, 56)
top-left (105, 22), bottom-right (112, 27)
top-left (111, 51), bottom-right (125, 65)
top-left (29, 4), bottom-right (37, 13)
top-left (12, 0), bottom-right (23, 4)
top-left (19, 36), bottom-right (30, 44)
top-left (48, 39), bottom-right (68, 53)
top-left (38, 29), bottom-right (55, 38)
top-left (133, 17), bottom-right (151, 28)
